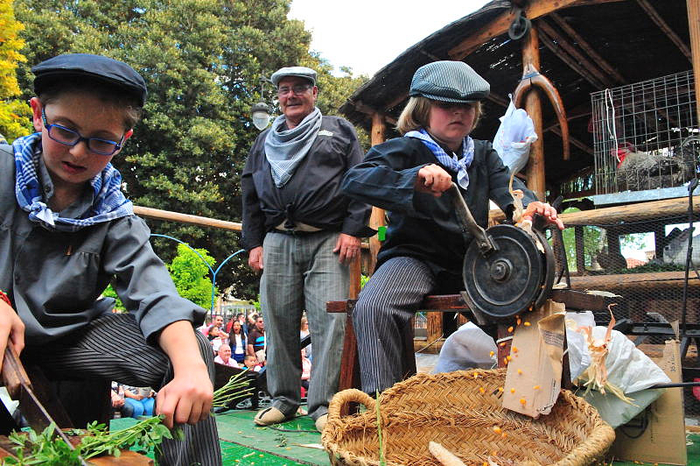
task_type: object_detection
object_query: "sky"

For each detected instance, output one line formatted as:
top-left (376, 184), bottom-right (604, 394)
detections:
top-left (288, 0), bottom-right (491, 77)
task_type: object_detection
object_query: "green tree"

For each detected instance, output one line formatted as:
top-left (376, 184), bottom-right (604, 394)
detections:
top-left (168, 243), bottom-right (218, 310)
top-left (14, 0), bottom-right (367, 299)
top-left (0, 0), bottom-right (31, 140)
top-left (561, 207), bottom-right (603, 272)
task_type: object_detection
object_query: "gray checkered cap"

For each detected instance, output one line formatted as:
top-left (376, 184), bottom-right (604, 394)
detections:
top-left (270, 66), bottom-right (317, 87)
top-left (409, 61), bottom-right (489, 103)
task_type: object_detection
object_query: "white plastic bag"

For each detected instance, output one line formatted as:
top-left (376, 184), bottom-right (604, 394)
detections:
top-left (567, 325), bottom-right (671, 428)
top-left (493, 95), bottom-right (538, 174)
top-left (433, 322), bottom-right (497, 373)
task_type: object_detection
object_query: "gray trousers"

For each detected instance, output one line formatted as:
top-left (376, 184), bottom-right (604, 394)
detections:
top-left (261, 231), bottom-right (348, 421)
top-left (26, 313), bottom-right (222, 466)
top-left (353, 256), bottom-right (437, 394)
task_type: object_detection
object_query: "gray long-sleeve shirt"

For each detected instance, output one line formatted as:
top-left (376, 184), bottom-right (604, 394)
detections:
top-left (0, 145), bottom-right (205, 344)
top-left (241, 116), bottom-right (373, 250)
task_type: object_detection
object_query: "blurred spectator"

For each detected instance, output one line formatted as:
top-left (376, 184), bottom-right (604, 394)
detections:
top-left (214, 344), bottom-right (239, 368)
top-left (247, 316), bottom-right (266, 364)
top-left (243, 354), bottom-right (262, 373)
top-left (300, 315), bottom-right (312, 362)
top-left (208, 325), bottom-right (227, 354)
top-left (111, 382), bottom-right (134, 418)
top-left (246, 313), bottom-right (258, 334)
top-left (229, 321), bottom-right (247, 364)
top-left (301, 348), bottom-right (311, 394)
top-left (122, 385), bottom-right (156, 418)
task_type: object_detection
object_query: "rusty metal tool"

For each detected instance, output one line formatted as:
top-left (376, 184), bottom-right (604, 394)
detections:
top-left (2, 347), bottom-right (88, 465)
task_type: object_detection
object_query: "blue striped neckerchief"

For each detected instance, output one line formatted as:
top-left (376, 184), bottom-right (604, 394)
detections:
top-left (404, 128), bottom-right (474, 190)
top-left (13, 132), bottom-right (133, 232)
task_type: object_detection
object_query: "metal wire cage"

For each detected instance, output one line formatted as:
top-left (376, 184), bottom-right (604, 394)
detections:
top-left (591, 70), bottom-right (699, 195)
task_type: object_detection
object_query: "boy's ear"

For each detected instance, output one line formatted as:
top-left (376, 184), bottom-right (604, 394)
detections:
top-left (29, 98), bottom-right (43, 132)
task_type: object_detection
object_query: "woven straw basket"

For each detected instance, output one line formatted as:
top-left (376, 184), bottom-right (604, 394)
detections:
top-left (322, 369), bottom-right (615, 466)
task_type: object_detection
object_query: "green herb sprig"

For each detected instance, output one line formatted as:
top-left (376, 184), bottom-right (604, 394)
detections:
top-left (212, 370), bottom-right (255, 409)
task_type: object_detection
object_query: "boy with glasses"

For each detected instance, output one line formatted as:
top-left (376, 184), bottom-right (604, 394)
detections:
top-left (0, 53), bottom-right (221, 465)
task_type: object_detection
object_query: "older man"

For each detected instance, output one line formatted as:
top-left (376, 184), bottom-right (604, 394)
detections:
top-left (214, 344), bottom-right (238, 368)
top-left (242, 66), bottom-right (372, 432)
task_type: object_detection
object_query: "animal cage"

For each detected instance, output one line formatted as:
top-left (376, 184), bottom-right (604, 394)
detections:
top-left (590, 70), bottom-right (699, 195)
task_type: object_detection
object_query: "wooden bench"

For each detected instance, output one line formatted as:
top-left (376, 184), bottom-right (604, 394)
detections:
top-left (327, 289), bottom-right (617, 391)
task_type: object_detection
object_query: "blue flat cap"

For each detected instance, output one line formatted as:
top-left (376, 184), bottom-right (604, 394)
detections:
top-left (270, 66), bottom-right (317, 87)
top-left (32, 53), bottom-right (147, 106)
top-left (409, 61), bottom-right (489, 103)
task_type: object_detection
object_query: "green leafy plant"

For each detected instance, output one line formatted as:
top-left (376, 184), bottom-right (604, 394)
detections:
top-left (2, 416), bottom-right (176, 465)
top-left (212, 371), bottom-right (255, 409)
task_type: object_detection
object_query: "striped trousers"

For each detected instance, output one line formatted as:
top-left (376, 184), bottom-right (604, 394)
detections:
top-left (353, 257), bottom-right (440, 394)
top-left (24, 313), bottom-right (222, 466)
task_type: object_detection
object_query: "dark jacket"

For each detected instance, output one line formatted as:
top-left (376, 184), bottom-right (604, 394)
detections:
top-left (241, 116), bottom-right (373, 250)
top-left (341, 136), bottom-right (537, 284)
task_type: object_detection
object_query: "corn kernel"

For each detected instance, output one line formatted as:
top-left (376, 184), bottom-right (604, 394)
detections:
top-left (510, 388), bottom-right (516, 394)
top-left (507, 355), bottom-right (512, 361)
top-left (499, 342), bottom-right (506, 347)
top-left (508, 326), bottom-right (514, 333)
top-left (503, 357), bottom-right (509, 365)
top-left (479, 387), bottom-right (485, 394)
top-left (534, 385), bottom-right (541, 390)
top-left (489, 351), bottom-right (495, 357)
top-left (498, 387), bottom-right (504, 392)
top-left (520, 398), bottom-right (526, 405)
top-left (501, 432), bottom-right (507, 438)
top-left (512, 346), bottom-right (518, 353)
top-left (517, 369), bottom-right (523, 375)
top-left (483, 463), bottom-right (488, 466)
top-left (524, 321), bottom-right (531, 326)
top-left (517, 318), bottom-right (522, 325)
top-left (473, 372), bottom-right (479, 379)
top-left (492, 426), bottom-right (502, 434)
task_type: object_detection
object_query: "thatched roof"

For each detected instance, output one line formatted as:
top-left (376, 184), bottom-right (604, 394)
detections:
top-left (340, 0), bottom-right (692, 197)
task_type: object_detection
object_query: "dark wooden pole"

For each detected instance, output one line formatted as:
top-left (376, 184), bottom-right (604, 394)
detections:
top-left (687, 0), bottom-right (700, 122)
top-left (523, 26), bottom-right (547, 201)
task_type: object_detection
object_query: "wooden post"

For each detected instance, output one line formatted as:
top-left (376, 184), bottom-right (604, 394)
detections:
top-left (522, 26), bottom-right (547, 201)
top-left (369, 112), bottom-right (387, 275)
top-left (688, 0), bottom-right (700, 123)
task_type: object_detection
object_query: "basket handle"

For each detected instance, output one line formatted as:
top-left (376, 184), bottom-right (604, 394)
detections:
top-left (328, 388), bottom-right (376, 421)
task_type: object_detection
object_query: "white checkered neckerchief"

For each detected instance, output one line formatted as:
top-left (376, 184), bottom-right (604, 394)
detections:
top-left (404, 128), bottom-right (474, 190)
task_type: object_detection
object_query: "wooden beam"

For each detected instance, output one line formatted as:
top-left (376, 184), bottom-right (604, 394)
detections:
top-left (537, 19), bottom-right (612, 89)
top-left (549, 126), bottom-right (594, 156)
top-left (368, 112), bottom-right (387, 276)
top-left (637, 0), bottom-right (692, 62)
top-left (687, 0), bottom-right (700, 123)
top-left (549, 12), bottom-right (627, 85)
top-left (133, 206), bottom-right (242, 232)
top-left (560, 196), bottom-right (700, 226)
top-left (447, 0), bottom-right (623, 61)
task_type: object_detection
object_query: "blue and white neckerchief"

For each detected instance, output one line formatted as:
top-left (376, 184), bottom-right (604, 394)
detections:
top-left (13, 132), bottom-right (133, 232)
top-left (404, 128), bottom-right (474, 190)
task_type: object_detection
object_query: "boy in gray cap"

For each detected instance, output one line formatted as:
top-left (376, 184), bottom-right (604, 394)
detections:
top-left (0, 53), bottom-right (221, 465)
top-left (341, 60), bottom-right (563, 394)
top-left (242, 65), bottom-right (372, 432)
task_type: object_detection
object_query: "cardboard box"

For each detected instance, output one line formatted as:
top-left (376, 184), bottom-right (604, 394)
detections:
top-left (609, 339), bottom-right (687, 465)
top-left (502, 300), bottom-right (566, 418)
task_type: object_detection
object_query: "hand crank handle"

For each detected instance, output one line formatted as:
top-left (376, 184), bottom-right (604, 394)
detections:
top-left (448, 183), bottom-right (497, 255)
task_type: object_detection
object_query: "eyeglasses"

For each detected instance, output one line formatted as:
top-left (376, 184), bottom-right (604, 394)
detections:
top-left (277, 84), bottom-right (312, 97)
top-left (41, 108), bottom-right (126, 156)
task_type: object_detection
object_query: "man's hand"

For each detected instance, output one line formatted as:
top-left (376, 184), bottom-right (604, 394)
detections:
top-left (157, 321), bottom-right (214, 429)
top-left (522, 201), bottom-right (565, 230)
top-left (0, 299), bottom-right (25, 373)
top-left (333, 234), bottom-right (361, 264)
top-left (248, 246), bottom-right (264, 272)
top-left (415, 164), bottom-right (452, 197)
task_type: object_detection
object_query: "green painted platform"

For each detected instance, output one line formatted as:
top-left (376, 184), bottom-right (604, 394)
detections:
top-left (111, 412), bottom-right (700, 465)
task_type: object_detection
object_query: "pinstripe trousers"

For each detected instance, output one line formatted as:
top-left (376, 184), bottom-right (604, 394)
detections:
top-left (353, 257), bottom-right (438, 394)
top-left (260, 231), bottom-right (347, 421)
top-left (23, 313), bottom-right (222, 466)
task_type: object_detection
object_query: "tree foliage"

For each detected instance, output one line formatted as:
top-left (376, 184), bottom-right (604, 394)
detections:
top-left (0, 0), bottom-right (31, 140)
top-left (14, 0), bottom-right (368, 299)
top-left (168, 243), bottom-right (218, 310)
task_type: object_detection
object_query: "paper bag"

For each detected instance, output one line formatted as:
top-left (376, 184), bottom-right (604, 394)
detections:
top-left (502, 300), bottom-right (566, 418)
top-left (610, 338), bottom-right (687, 465)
